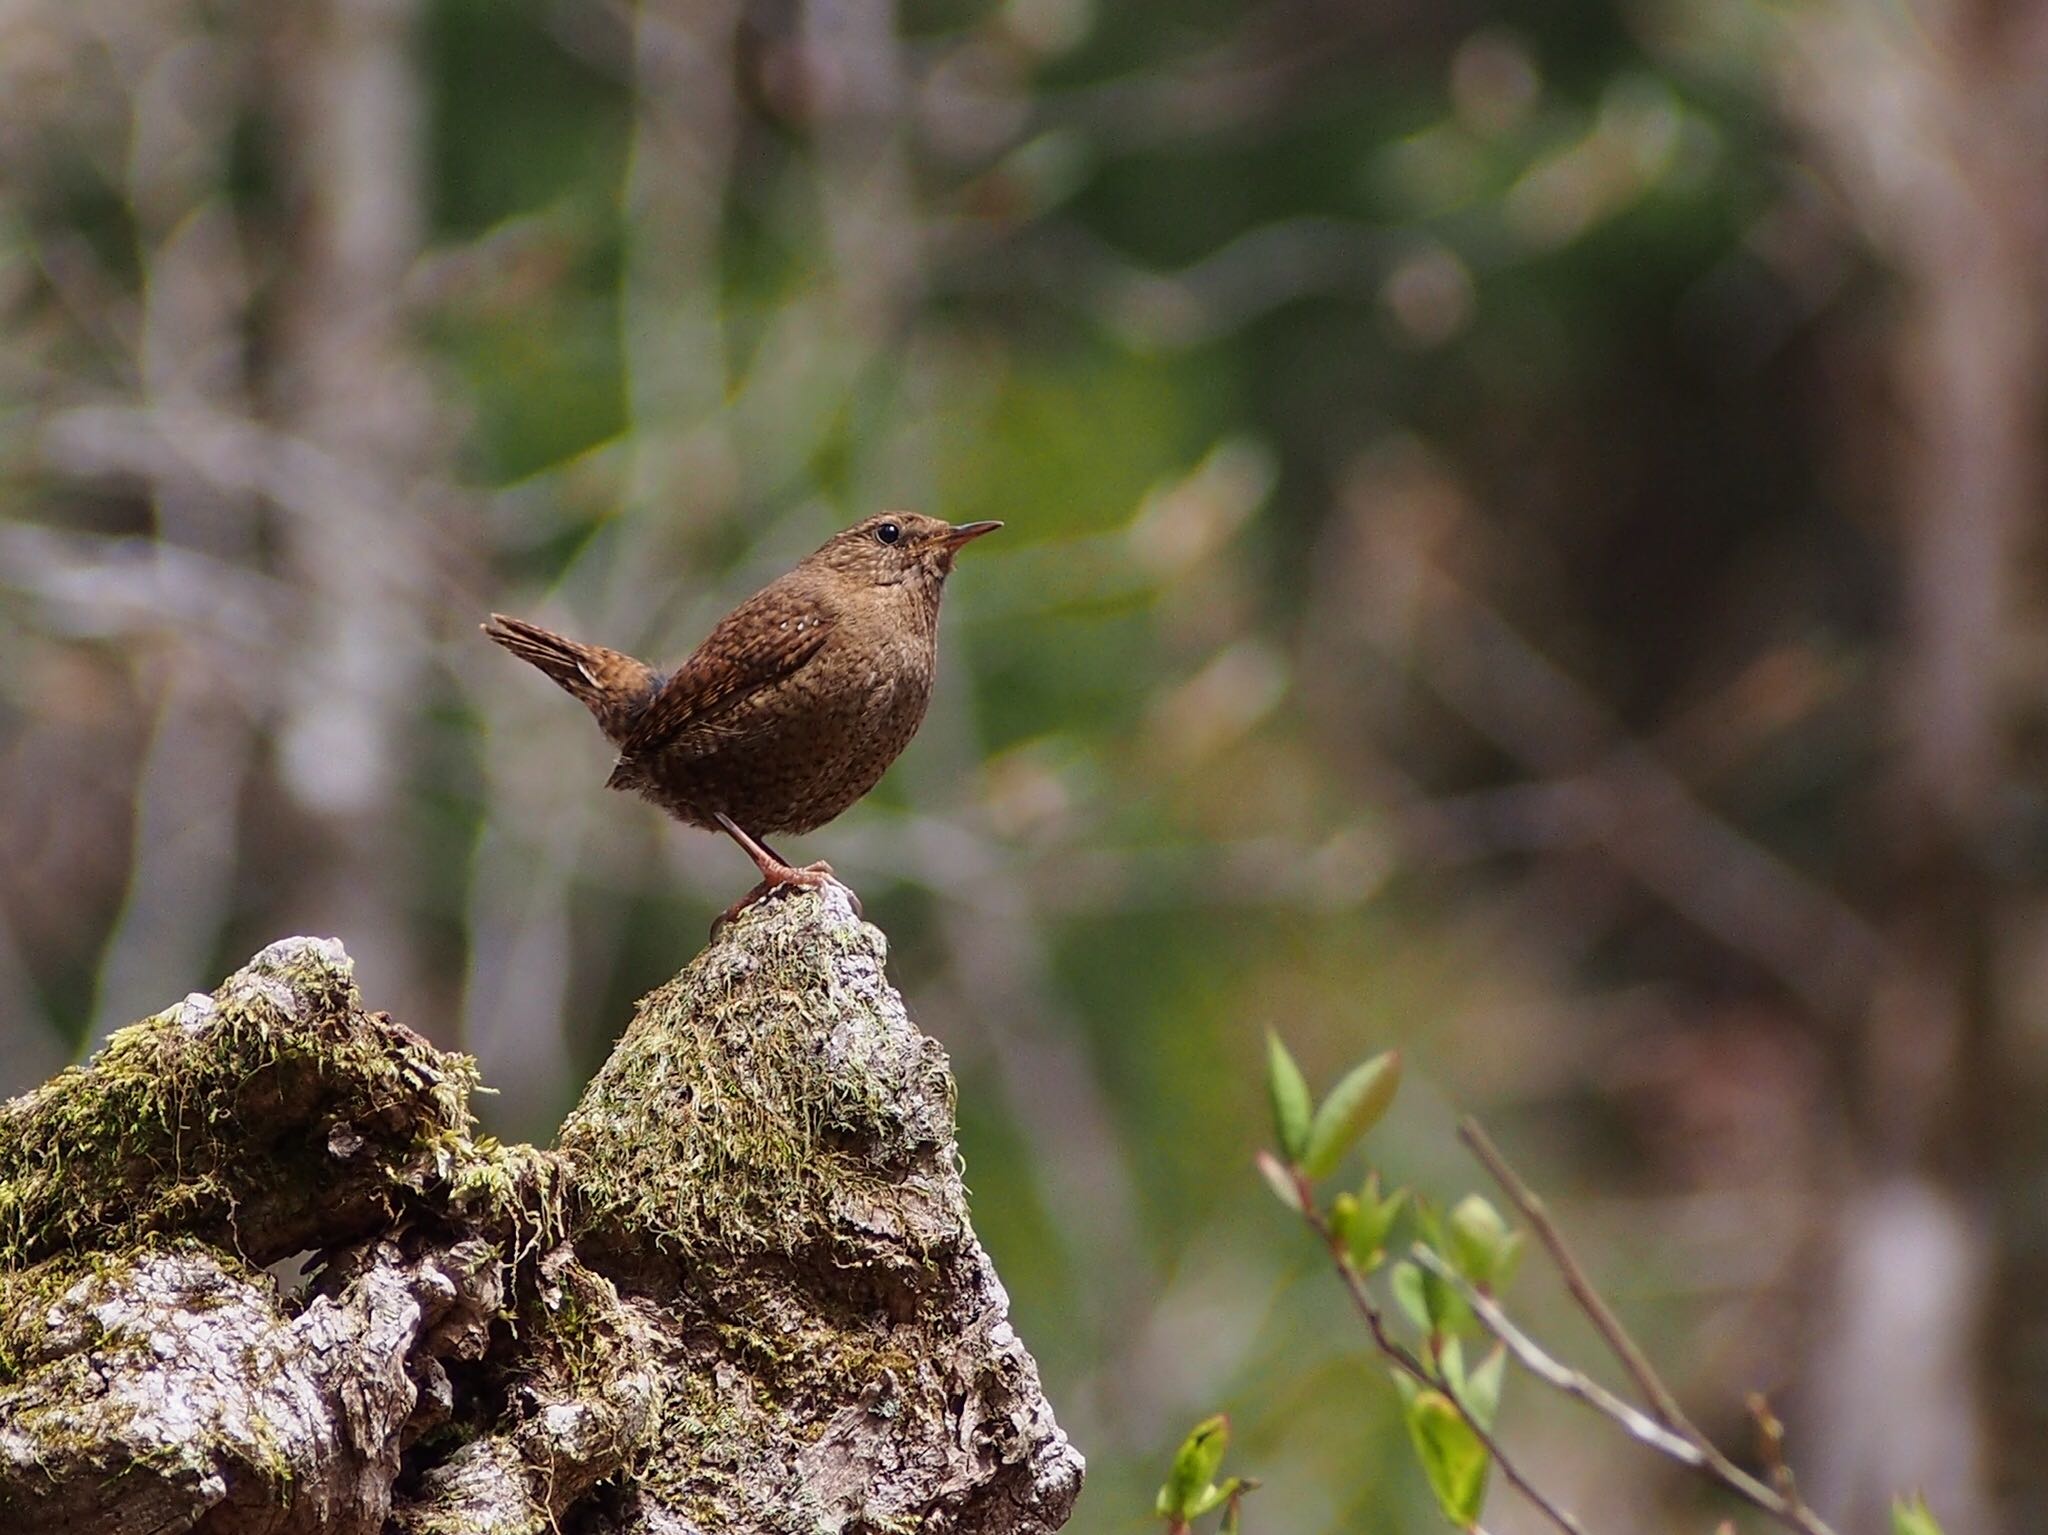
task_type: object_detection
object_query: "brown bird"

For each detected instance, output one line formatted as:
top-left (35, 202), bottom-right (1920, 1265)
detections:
top-left (484, 512), bottom-right (1001, 925)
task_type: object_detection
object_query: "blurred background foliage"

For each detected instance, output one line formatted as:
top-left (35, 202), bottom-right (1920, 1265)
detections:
top-left (4, 0), bottom-right (2048, 1529)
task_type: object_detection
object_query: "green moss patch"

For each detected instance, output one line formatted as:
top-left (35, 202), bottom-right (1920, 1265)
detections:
top-left (556, 892), bottom-right (955, 1266)
top-left (0, 938), bottom-right (482, 1270)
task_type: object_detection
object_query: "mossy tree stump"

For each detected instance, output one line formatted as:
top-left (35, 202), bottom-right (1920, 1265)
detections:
top-left (0, 886), bottom-right (1082, 1534)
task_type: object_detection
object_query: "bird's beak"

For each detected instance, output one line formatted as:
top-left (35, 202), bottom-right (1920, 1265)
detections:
top-left (937, 520), bottom-right (1003, 550)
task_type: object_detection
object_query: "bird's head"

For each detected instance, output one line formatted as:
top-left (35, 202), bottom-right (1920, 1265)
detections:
top-left (809, 512), bottom-right (1002, 590)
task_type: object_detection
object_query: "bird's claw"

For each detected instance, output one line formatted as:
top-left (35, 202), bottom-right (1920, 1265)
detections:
top-left (708, 864), bottom-right (861, 939)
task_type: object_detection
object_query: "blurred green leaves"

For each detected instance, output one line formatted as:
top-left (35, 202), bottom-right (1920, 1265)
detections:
top-left (1251, 1032), bottom-right (1948, 1535)
top-left (1392, 1338), bottom-right (1505, 1530)
top-left (425, 0), bottom-right (628, 237)
top-left (1157, 1414), bottom-right (1228, 1521)
top-left (1446, 1194), bottom-right (1524, 1291)
top-left (1302, 1051), bottom-right (1402, 1179)
top-left (1447, 1339), bottom-right (1507, 1432)
top-left (1261, 1034), bottom-right (1401, 1184)
top-left (1263, 1031), bottom-right (1311, 1162)
top-left (1256, 1035), bottom-right (1536, 1529)
top-left (1391, 1250), bottom-right (1472, 1342)
top-left (1329, 1173), bottom-right (1406, 1274)
top-left (1394, 1374), bottom-right (1491, 1530)
top-left (1155, 1414), bottom-right (1256, 1533)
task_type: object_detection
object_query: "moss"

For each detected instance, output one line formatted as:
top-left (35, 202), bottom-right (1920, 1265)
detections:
top-left (0, 1248), bottom-right (127, 1386)
top-left (0, 906), bottom-right (1079, 1533)
top-left (0, 939), bottom-right (483, 1270)
top-left (447, 1139), bottom-right (571, 1267)
top-left (556, 892), bottom-right (949, 1265)
top-left (519, 1253), bottom-right (637, 1398)
top-left (550, 890), bottom-right (991, 1525)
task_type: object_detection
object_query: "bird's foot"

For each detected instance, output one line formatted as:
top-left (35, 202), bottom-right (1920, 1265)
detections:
top-left (709, 861), bottom-right (861, 939)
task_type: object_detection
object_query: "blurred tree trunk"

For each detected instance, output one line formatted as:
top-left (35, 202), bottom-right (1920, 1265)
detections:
top-left (86, 20), bottom-right (263, 1041)
top-left (267, 0), bottom-right (444, 1021)
top-left (1776, 3), bottom-right (2048, 1528)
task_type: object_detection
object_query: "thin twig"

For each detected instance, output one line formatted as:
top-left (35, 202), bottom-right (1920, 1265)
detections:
top-left (1456, 1117), bottom-right (1839, 1535)
top-left (1456, 1117), bottom-right (1689, 1430)
top-left (1291, 1171), bottom-right (1589, 1535)
top-left (1408, 1247), bottom-right (1707, 1463)
top-left (1410, 1249), bottom-right (1838, 1535)
top-left (1325, 1243), bottom-right (1587, 1535)
top-left (1748, 1393), bottom-right (1815, 1524)
top-left (1458, 1121), bottom-right (1843, 1535)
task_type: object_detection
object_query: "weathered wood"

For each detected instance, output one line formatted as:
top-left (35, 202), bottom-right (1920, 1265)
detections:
top-left (0, 887), bottom-right (1081, 1534)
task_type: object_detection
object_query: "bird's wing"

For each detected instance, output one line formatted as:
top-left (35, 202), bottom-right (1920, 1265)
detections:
top-left (616, 583), bottom-right (833, 761)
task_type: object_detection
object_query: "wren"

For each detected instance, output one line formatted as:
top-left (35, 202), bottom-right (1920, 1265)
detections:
top-left (484, 512), bottom-right (1001, 925)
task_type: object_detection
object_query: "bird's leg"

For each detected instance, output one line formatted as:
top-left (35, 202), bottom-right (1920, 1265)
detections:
top-left (752, 832), bottom-right (807, 871)
top-left (710, 812), bottom-right (858, 933)
top-left (714, 813), bottom-right (832, 882)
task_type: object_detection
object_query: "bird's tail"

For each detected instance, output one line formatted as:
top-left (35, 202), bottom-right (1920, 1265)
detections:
top-left (482, 613), bottom-right (660, 744)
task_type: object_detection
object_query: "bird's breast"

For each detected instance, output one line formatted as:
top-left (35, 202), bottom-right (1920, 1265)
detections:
top-left (622, 596), bottom-right (939, 835)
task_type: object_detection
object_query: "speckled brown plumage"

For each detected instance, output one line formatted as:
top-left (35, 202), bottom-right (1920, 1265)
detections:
top-left (484, 512), bottom-right (999, 920)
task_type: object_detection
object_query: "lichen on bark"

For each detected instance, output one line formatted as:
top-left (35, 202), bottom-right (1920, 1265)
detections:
top-left (0, 890), bottom-right (1081, 1534)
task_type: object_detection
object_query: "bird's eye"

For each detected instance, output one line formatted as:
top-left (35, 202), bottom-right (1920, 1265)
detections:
top-left (874, 521), bottom-right (902, 546)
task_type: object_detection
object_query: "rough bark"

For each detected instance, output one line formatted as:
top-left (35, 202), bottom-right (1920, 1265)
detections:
top-left (0, 887), bottom-right (1082, 1534)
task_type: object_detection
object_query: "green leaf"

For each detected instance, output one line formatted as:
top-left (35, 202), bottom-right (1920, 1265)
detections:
top-left (1447, 1195), bottom-right (1515, 1288)
top-left (1265, 1031), bottom-right (1313, 1162)
top-left (1255, 1149), bottom-right (1307, 1214)
top-left (1392, 1260), bottom-right (1432, 1333)
top-left (1157, 1415), bottom-right (1230, 1521)
top-left (1433, 1334), bottom-right (1466, 1383)
top-left (1892, 1496), bottom-right (1946, 1535)
top-left (1432, 1335), bottom-right (1503, 1427)
top-left (1461, 1345), bottom-right (1507, 1430)
top-left (1347, 1175), bottom-right (1407, 1272)
top-left (1403, 1387), bottom-right (1491, 1528)
top-left (1329, 1191), bottom-right (1360, 1250)
top-left (1435, 1334), bottom-right (1465, 1390)
top-left (1394, 1252), bottom-right (1473, 1340)
top-left (1301, 1050), bottom-right (1402, 1179)
top-left (1428, 1265), bottom-right (1474, 1337)
top-left (1495, 1230), bottom-right (1526, 1291)
top-left (1186, 1477), bottom-right (1242, 1518)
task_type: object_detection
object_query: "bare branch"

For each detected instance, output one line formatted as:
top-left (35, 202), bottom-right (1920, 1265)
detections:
top-left (1748, 1394), bottom-right (1816, 1526)
top-left (1457, 1117), bottom-right (1688, 1430)
top-left (1456, 1117), bottom-right (1846, 1535)
top-left (1409, 1247), bottom-right (1704, 1460)
top-left (1410, 1249), bottom-right (1836, 1535)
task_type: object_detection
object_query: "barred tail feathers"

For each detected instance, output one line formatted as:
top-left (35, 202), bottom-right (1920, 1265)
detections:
top-left (482, 613), bottom-right (658, 743)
